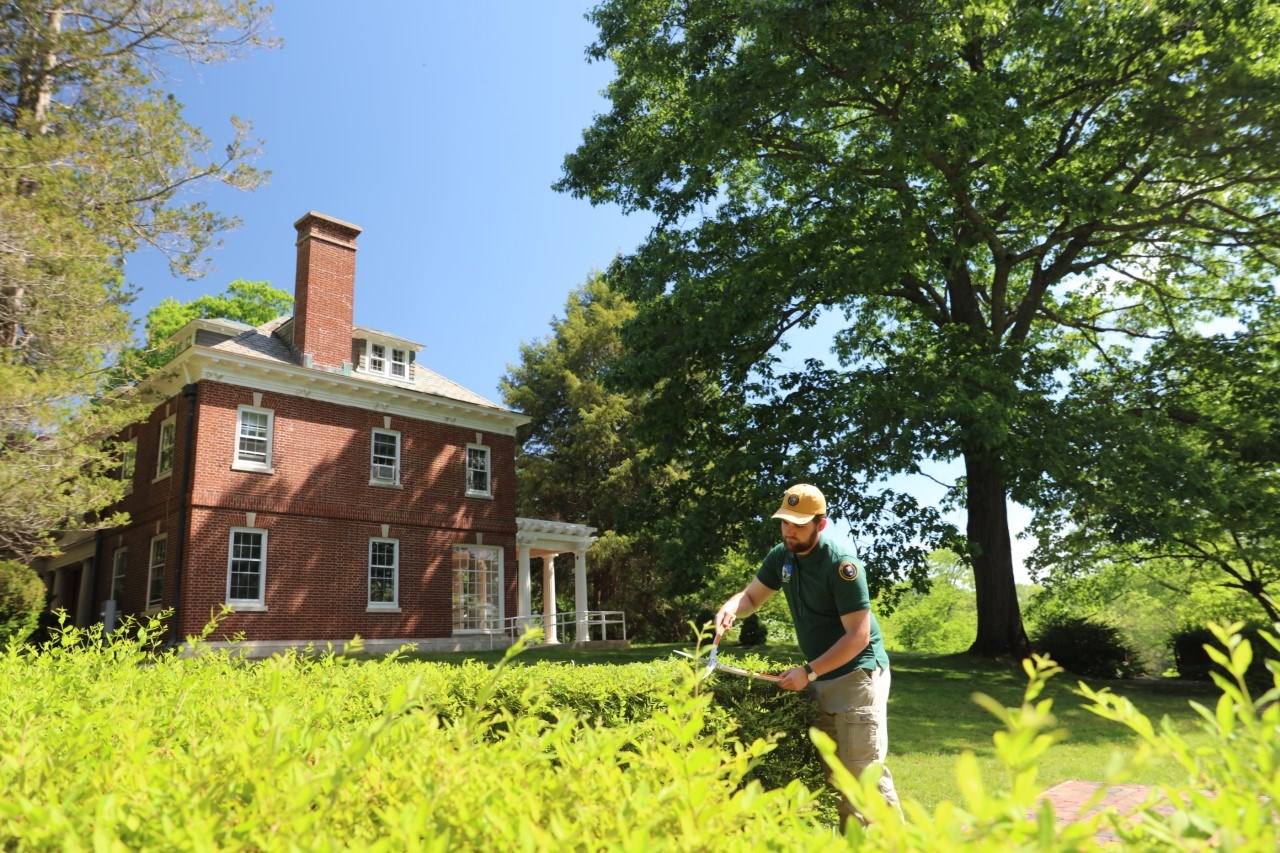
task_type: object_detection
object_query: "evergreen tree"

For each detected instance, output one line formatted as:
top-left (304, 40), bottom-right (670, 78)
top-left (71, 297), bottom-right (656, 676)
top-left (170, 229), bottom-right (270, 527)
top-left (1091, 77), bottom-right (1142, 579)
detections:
top-left (501, 274), bottom-right (687, 639)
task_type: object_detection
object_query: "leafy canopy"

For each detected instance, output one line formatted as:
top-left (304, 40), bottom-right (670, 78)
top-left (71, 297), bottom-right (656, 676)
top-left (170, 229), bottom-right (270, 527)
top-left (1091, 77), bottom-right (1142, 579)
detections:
top-left (559, 0), bottom-right (1280, 655)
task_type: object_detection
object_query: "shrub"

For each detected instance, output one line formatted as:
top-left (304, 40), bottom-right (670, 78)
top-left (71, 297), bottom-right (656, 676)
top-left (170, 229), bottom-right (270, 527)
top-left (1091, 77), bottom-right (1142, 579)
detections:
top-left (1171, 623), bottom-right (1274, 687)
top-left (1033, 614), bottom-right (1146, 679)
top-left (0, 560), bottom-right (44, 646)
top-left (737, 613), bottom-right (768, 646)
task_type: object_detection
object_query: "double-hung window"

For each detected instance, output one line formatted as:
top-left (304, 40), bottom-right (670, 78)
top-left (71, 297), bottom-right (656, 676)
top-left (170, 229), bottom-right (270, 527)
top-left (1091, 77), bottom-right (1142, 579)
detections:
top-left (156, 417), bottom-right (176, 479)
top-left (371, 429), bottom-right (401, 486)
top-left (110, 547), bottom-right (127, 603)
top-left (466, 444), bottom-right (491, 497)
top-left (369, 343), bottom-right (386, 374)
top-left (452, 545), bottom-right (502, 632)
top-left (368, 538), bottom-right (399, 609)
top-left (233, 406), bottom-right (274, 472)
top-left (227, 528), bottom-right (267, 608)
top-left (147, 536), bottom-right (166, 609)
top-left (120, 439), bottom-right (136, 493)
top-left (389, 347), bottom-right (408, 378)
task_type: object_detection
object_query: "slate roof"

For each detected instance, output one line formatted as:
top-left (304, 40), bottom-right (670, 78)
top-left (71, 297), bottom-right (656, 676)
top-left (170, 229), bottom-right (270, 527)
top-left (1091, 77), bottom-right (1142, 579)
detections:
top-left (193, 315), bottom-right (509, 412)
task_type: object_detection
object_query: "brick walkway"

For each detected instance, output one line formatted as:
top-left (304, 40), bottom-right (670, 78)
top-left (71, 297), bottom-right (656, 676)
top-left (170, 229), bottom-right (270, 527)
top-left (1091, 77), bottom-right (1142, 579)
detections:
top-left (1040, 780), bottom-right (1165, 844)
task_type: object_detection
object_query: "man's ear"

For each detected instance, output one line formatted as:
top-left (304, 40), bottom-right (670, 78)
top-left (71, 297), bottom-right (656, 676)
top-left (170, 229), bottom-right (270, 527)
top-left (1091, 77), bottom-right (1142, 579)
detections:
top-left (818, 517), bottom-right (829, 531)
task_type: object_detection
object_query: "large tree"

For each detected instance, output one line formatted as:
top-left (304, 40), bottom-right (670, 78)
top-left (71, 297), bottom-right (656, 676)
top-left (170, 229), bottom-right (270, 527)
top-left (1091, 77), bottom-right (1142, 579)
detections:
top-left (0, 1), bottom-right (274, 562)
top-left (559, 0), bottom-right (1280, 655)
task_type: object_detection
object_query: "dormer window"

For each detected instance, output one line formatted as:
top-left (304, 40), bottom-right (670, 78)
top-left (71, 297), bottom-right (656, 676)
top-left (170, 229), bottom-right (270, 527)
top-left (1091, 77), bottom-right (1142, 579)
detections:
top-left (362, 341), bottom-right (410, 379)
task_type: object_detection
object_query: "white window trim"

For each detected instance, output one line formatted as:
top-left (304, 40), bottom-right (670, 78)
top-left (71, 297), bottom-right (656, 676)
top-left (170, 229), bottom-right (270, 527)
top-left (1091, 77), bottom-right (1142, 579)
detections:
top-left (231, 405), bottom-right (276, 474)
top-left (226, 527), bottom-right (269, 611)
top-left (451, 544), bottom-right (504, 634)
top-left (367, 537), bottom-right (401, 612)
top-left (370, 428), bottom-right (402, 487)
top-left (111, 547), bottom-right (128, 603)
top-left (465, 443), bottom-right (492, 498)
top-left (146, 535), bottom-right (167, 611)
top-left (361, 341), bottom-right (414, 381)
top-left (153, 416), bottom-right (176, 482)
top-left (120, 439), bottom-right (137, 494)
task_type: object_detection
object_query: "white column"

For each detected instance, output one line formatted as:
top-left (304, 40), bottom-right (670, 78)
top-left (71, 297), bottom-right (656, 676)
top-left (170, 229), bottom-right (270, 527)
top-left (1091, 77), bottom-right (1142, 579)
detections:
top-left (75, 560), bottom-right (95, 627)
top-left (542, 553), bottom-right (559, 644)
top-left (574, 549), bottom-right (588, 642)
top-left (517, 546), bottom-right (531, 625)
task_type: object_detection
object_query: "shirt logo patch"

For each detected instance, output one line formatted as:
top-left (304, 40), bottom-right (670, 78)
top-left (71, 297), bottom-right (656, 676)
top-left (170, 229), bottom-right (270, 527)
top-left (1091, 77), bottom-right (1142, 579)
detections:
top-left (781, 563), bottom-right (793, 584)
top-left (838, 561), bottom-right (859, 582)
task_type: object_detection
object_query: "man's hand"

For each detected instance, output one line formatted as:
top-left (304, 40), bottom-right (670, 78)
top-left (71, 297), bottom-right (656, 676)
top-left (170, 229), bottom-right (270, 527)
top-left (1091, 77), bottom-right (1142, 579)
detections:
top-left (712, 603), bottom-right (737, 639)
top-left (778, 666), bottom-right (810, 692)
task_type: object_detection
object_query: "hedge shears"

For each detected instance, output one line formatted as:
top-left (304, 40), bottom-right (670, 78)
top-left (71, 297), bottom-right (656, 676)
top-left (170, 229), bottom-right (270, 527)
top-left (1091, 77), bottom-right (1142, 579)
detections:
top-left (673, 632), bottom-right (782, 683)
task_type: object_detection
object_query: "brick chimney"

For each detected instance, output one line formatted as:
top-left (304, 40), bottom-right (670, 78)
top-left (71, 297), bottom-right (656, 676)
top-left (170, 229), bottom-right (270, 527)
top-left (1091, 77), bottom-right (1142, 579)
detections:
top-left (293, 211), bottom-right (362, 370)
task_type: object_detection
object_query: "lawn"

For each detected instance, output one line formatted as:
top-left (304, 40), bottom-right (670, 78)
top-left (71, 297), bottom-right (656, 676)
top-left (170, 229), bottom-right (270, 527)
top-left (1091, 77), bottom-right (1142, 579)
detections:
top-left (404, 640), bottom-right (1221, 812)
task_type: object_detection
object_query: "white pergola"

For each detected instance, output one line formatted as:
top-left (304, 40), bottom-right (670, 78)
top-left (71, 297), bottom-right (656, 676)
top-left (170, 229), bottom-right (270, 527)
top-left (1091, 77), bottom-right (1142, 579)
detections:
top-left (515, 517), bottom-right (603, 643)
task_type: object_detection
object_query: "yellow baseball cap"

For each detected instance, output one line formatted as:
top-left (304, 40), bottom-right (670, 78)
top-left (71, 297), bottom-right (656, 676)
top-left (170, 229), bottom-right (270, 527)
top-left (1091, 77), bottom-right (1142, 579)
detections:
top-left (771, 484), bottom-right (827, 524)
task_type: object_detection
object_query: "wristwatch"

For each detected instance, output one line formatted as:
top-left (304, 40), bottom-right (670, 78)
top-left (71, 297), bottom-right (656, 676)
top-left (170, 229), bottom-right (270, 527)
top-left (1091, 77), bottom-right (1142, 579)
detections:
top-left (803, 663), bottom-right (818, 682)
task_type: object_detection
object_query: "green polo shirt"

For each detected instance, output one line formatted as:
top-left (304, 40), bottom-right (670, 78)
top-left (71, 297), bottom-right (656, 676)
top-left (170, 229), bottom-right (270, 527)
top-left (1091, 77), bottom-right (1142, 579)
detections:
top-left (757, 535), bottom-right (890, 679)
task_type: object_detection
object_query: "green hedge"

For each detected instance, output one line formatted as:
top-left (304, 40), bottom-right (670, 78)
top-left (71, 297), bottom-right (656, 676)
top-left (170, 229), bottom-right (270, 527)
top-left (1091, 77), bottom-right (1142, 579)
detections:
top-left (0, 619), bottom-right (830, 850)
top-left (4, 616), bottom-right (1277, 850)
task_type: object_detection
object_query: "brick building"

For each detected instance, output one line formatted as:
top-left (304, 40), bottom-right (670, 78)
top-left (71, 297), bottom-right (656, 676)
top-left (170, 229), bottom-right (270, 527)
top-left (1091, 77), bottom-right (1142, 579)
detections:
top-left (34, 212), bottom-right (614, 653)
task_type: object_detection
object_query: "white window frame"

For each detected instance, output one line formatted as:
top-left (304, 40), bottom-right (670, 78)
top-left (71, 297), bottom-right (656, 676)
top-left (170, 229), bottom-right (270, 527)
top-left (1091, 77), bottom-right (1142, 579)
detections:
top-left (389, 347), bottom-right (408, 379)
top-left (110, 547), bottom-right (128, 603)
top-left (154, 416), bottom-right (176, 480)
top-left (368, 342), bottom-right (386, 374)
top-left (118, 438), bottom-right (137, 494)
top-left (226, 527), bottom-right (268, 611)
top-left (147, 535), bottom-right (167, 610)
top-left (452, 544), bottom-right (504, 633)
top-left (465, 443), bottom-right (492, 498)
top-left (370, 428), bottom-right (401, 486)
top-left (367, 538), bottom-right (400, 611)
top-left (232, 405), bottom-right (275, 473)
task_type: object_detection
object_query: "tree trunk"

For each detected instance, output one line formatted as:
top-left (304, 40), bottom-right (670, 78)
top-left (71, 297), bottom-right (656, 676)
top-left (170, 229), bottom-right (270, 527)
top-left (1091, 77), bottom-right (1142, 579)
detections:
top-left (964, 445), bottom-right (1031, 657)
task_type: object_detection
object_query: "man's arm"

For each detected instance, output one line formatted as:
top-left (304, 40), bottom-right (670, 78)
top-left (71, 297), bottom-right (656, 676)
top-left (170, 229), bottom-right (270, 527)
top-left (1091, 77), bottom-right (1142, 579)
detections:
top-left (714, 578), bottom-right (775, 637)
top-left (777, 609), bottom-right (870, 692)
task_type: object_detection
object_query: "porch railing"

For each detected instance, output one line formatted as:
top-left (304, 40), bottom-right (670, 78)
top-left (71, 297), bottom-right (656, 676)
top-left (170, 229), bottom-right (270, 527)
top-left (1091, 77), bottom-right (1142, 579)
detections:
top-left (499, 610), bottom-right (627, 645)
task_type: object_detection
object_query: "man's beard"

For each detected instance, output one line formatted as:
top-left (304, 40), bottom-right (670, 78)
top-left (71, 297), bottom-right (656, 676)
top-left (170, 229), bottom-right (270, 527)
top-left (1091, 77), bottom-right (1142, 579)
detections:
top-left (785, 527), bottom-right (819, 553)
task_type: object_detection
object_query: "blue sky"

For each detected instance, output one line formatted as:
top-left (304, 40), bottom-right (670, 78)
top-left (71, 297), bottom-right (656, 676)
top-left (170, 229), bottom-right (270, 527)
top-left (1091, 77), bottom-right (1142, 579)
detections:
top-left (127, 2), bottom-right (654, 406)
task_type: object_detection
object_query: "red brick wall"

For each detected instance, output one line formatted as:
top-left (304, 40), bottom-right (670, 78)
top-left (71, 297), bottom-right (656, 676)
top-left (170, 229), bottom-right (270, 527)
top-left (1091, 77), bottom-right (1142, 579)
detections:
top-left (97, 380), bottom-right (521, 645)
top-left (97, 390), bottom-right (194, 624)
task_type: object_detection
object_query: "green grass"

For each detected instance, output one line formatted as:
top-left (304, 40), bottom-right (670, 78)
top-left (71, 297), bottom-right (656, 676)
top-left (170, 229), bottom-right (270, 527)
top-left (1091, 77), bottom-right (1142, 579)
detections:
top-left (404, 640), bottom-right (1220, 812)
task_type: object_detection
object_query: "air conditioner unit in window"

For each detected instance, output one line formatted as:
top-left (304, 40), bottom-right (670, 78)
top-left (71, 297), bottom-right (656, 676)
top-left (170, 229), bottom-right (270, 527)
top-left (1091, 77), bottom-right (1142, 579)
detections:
top-left (372, 464), bottom-right (398, 482)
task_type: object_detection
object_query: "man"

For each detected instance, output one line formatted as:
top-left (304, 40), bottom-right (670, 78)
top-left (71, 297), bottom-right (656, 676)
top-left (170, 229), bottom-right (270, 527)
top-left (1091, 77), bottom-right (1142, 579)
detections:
top-left (714, 483), bottom-right (901, 826)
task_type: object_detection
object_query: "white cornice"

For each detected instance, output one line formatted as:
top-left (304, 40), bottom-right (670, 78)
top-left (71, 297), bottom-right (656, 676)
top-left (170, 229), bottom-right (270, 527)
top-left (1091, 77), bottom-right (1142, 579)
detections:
top-left (146, 347), bottom-right (530, 436)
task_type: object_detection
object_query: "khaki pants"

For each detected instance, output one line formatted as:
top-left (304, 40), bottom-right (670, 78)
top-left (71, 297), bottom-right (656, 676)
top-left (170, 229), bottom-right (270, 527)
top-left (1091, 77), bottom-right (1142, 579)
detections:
top-left (809, 666), bottom-right (901, 826)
